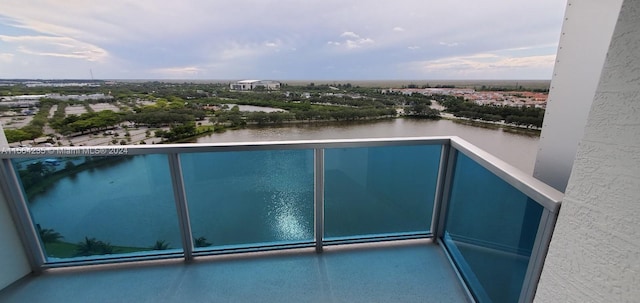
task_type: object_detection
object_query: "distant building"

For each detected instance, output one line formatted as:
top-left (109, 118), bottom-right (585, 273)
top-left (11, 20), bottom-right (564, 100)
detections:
top-left (45, 93), bottom-right (113, 101)
top-left (0, 93), bottom-right (113, 108)
top-left (230, 80), bottom-right (280, 91)
top-left (0, 95), bottom-right (45, 107)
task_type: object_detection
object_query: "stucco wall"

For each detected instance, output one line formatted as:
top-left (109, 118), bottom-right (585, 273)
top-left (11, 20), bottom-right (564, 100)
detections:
top-left (535, 0), bottom-right (640, 301)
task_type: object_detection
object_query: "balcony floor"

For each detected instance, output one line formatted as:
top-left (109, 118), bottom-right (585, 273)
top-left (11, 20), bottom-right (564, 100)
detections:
top-left (0, 240), bottom-right (468, 303)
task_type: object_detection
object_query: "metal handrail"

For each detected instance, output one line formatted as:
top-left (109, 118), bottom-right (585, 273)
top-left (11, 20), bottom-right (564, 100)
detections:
top-left (450, 137), bottom-right (562, 212)
top-left (0, 137), bottom-right (450, 158)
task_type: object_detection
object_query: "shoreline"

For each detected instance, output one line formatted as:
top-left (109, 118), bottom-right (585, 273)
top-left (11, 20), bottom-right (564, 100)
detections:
top-left (173, 115), bottom-right (540, 144)
top-left (11, 113), bottom-right (540, 147)
top-left (444, 117), bottom-right (541, 136)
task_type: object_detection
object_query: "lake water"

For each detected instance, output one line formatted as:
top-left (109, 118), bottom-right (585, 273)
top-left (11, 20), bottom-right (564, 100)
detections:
top-left (25, 118), bottom-right (540, 257)
top-left (197, 118), bottom-right (540, 173)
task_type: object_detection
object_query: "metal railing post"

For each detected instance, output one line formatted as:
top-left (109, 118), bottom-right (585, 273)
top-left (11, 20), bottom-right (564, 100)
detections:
top-left (519, 208), bottom-right (560, 303)
top-left (431, 142), bottom-right (451, 242)
top-left (435, 147), bottom-right (458, 241)
top-left (314, 148), bottom-right (325, 253)
top-left (167, 153), bottom-right (195, 261)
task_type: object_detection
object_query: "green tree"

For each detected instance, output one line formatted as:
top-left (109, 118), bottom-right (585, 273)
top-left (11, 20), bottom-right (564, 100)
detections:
top-left (194, 236), bottom-right (212, 248)
top-left (37, 226), bottom-right (64, 244)
top-left (75, 237), bottom-right (115, 256)
top-left (27, 161), bottom-right (45, 175)
top-left (64, 160), bottom-right (76, 170)
top-left (4, 129), bottom-right (31, 143)
top-left (151, 240), bottom-right (170, 250)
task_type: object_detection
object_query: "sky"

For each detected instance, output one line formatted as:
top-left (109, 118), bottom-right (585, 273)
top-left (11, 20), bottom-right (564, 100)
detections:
top-left (0, 0), bottom-right (566, 80)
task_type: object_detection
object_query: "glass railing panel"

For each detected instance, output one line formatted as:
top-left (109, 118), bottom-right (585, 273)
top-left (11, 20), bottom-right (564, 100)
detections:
top-left (180, 150), bottom-right (314, 250)
top-left (324, 145), bottom-right (441, 240)
top-left (12, 155), bottom-right (183, 262)
top-left (442, 152), bottom-right (544, 303)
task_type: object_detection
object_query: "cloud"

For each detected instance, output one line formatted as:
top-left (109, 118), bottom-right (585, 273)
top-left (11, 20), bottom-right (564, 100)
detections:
top-left (216, 40), bottom-right (288, 61)
top-left (0, 35), bottom-right (107, 62)
top-left (329, 31), bottom-right (375, 50)
top-left (422, 53), bottom-right (555, 70)
top-left (345, 38), bottom-right (374, 49)
top-left (498, 55), bottom-right (556, 68)
top-left (151, 66), bottom-right (203, 77)
top-left (0, 53), bottom-right (14, 62)
top-left (411, 52), bottom-right (556, 78)
top-left (218, 42), bottom-right (263, 61)
top-left (0, 0), bottom-right (566, 79)
top-left (340, 31), bottom-right (360, 39)
top-left (439, 41), bottom-right (459, 47)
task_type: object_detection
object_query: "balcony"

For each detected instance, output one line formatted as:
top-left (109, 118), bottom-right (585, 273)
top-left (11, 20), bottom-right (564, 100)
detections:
top-left (0, 137), bottom-right (562, 303)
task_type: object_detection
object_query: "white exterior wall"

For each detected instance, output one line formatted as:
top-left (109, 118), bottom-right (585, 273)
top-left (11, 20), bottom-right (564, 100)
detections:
top-left (0, 186), bottom-right (31, 290)
top-left (0, 124), bottom-right (31, 290)
top-left (533, 0), bottom-right (623, 192)
top-left (535, 0), bottom-right (640, 301)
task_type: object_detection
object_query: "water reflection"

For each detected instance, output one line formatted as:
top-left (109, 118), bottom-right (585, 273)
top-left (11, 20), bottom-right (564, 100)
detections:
top-left (180, 150), bottom-right (314, 248)
top-left (269, 191), bottom-right (312, 240)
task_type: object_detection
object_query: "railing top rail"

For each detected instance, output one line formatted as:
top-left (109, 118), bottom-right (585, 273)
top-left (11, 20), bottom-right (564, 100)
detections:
top-left (0, 136), bottom-right (451, 158)
top-left (450, 136), bottom-right (563, 213)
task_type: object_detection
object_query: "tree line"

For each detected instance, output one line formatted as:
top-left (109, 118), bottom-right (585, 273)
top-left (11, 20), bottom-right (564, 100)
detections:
top-left (436, 95), bottom-right (544, 128)
top-left (212, 105), bottom-right (397, 128)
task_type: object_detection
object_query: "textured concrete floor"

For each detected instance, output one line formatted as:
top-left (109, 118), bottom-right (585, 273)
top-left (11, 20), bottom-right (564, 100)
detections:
top-left (0, 240), bottom-right (469, 303)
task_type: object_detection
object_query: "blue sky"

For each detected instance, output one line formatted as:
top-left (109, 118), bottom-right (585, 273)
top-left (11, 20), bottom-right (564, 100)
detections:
top-left (0, 1), bottom-right (566, 80)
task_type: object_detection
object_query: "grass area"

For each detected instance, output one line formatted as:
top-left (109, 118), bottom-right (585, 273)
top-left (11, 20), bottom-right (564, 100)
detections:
top-left (195, 125), bottom-right (214, 133)
top-left (44, 241), bottom-right (150, 259)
